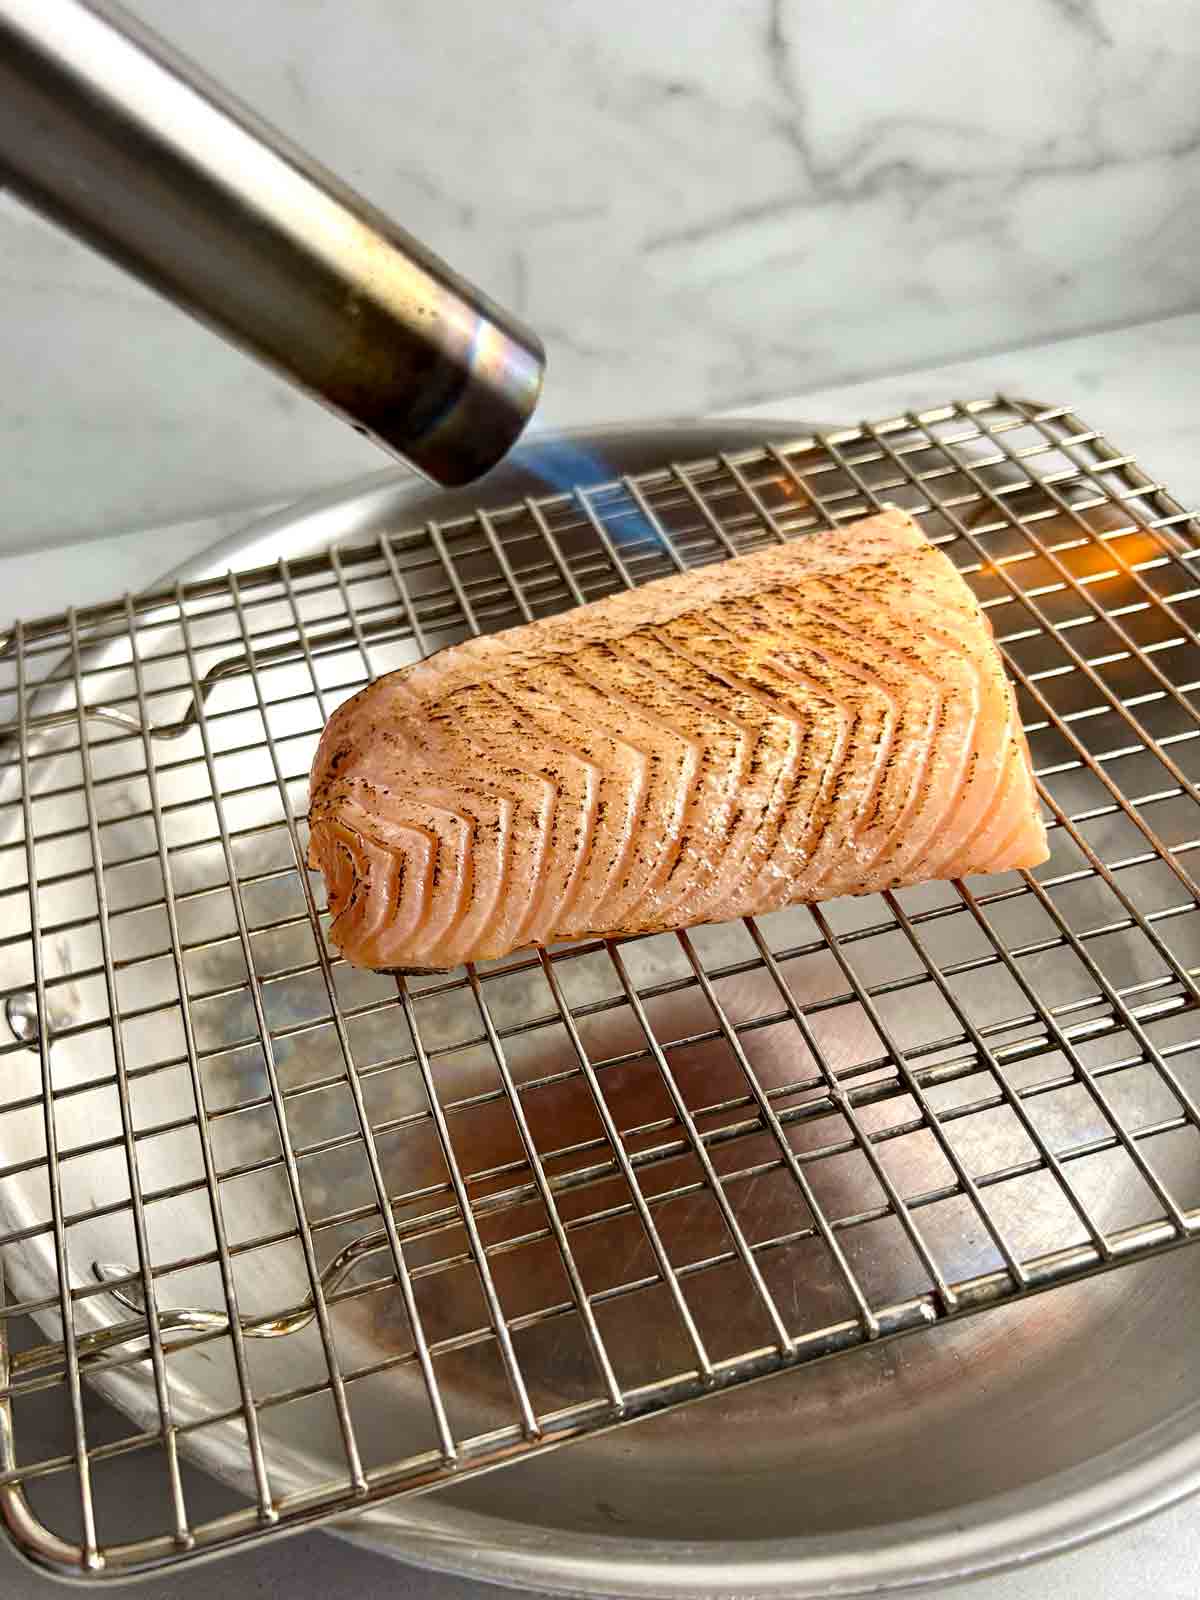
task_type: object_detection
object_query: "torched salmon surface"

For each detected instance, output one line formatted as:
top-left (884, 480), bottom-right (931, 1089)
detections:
top-left (308, 510), bottom-right (1048, 970)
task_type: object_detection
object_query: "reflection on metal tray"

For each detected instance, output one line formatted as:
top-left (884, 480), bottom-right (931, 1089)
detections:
top-left (0, 402), bottom-right (1199, 1595)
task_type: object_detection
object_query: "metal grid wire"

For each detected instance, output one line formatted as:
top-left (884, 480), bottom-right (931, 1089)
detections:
top-left (0, 397), bottom-right (1198, 1579)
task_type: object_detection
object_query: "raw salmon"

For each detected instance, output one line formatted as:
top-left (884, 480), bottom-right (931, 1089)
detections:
top-left (307, 508), bottom-right (1047, 970)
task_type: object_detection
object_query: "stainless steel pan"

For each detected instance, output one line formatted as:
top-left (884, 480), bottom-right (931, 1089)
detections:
top-left (2, 418), bottom-right (1197, 1595)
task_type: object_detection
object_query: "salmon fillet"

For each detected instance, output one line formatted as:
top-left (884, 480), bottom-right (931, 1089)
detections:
top-left (307, 508), bottom-right (1047, 970)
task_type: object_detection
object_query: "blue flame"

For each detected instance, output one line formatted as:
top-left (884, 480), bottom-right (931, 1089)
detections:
top-left (517, 434), bottom-right (659, 552)
top-left (516, 434), bottom-right (615, 496)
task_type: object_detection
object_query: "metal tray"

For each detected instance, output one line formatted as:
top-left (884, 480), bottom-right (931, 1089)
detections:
top-left (1, 407), bottom-right (1198, 1595)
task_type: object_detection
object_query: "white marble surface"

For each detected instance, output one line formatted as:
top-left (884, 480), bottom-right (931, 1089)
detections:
top-left (1, 314), bottom-right (1198, 1600)
top-left (1, 0), bottom-right (1198, 548)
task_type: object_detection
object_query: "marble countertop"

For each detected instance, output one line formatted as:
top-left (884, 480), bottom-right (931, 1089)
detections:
top-left (4, 0), bottom-right (1199, 552)
top-left (1, 311), bottom-right (1198, 1596)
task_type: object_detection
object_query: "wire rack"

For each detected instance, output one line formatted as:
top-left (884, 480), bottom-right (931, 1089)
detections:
top-left (0, 397), bottom-right (1198, 1580)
